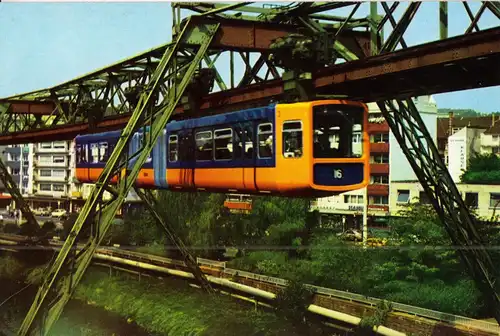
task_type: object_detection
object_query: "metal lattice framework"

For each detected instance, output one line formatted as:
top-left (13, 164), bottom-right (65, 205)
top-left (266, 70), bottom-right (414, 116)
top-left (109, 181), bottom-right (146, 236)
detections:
top-left (0, 2), bottom-right (499, 334)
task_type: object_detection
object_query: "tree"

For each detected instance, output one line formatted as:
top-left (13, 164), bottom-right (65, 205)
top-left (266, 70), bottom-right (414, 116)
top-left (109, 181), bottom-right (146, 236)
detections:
top-left (461, 153), bottom-right (500, 184)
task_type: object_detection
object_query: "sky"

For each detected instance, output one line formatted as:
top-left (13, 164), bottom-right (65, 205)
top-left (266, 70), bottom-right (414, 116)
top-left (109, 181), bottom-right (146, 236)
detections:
top-left (0, 1), bottom-right (499, 112)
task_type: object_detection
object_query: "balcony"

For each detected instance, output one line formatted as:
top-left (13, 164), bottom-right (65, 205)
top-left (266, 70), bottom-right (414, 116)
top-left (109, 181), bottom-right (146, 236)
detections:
top-left (369, 142), bottom-right (389, 153)
top-left (370, 164), bottom-right (389, 174)
top-left (35, 175), bottom-right (67, 182)
top-left (35, 160), bottom-right (67, 168)
top-left (367, 122), bottom-right (389, 133)
top-left (36, 146), bottom-right (68, 153)
top-left (368, 184), bottom-right (389, 196)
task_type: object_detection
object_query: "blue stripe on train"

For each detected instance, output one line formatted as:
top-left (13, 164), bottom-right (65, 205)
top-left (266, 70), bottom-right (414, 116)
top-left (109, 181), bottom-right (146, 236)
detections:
top-left (153, 130), bottom-right (168, 188)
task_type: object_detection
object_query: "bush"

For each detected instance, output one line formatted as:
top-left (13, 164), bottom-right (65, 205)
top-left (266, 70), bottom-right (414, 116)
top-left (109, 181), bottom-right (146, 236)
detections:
top-left (41, 220), bottom-right (56, 234)
top-left (2, 223), bottom-right (19, 234)
top-left (376, 280), bottom-right (484, 317)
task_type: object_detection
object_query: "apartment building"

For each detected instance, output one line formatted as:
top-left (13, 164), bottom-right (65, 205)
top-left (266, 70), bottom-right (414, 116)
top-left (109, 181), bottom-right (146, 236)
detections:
top-left (311, 96), bottom-right (438, 228)
top-left (390, 181), bottom-right (500, 220)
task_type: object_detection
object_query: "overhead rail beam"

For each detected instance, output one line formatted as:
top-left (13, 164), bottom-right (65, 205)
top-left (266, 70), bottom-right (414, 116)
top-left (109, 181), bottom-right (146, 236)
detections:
top-left (0, 26), bottom-right (499, 145)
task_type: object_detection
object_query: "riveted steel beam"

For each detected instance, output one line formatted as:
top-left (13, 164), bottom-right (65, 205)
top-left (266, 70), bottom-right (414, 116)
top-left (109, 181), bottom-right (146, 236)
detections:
top-left (18, 19), bottom-right (220, 336)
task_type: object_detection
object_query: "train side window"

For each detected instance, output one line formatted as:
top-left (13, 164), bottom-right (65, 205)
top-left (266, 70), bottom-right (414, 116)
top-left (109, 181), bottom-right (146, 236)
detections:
top-left (244, 123), bottom-right (254, 160)
top-left (99, 142), bottom-right (109, 162)
top-left (76, 144), bottom-right (83, 163)
top-left (169, 134), bottom-right (178, 162)
top-left (214, 128), bottom-right (233, 161)
top-left (195, 130), bottom-right (213, 161)
top-left (282, 121), bottom-right (303, 158)
top-left (257, 123), bottom-right (273, 158)
top-left (90, 143), bottom-right (99, 163)
top-left (233, 125), bottom-right (243, 159)
top-left (138, 132), bottom-right (152, 163)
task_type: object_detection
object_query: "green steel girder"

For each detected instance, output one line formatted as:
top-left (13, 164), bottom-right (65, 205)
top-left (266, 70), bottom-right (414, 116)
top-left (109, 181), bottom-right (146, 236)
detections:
top-left (0, 4), bottom-right (374, 137)
top-left (5, 2), bottom-right (500, 331)
top-left (377, 99), bottom-right (500, 324)
top-left (17, 19), bottom-right (220, 336)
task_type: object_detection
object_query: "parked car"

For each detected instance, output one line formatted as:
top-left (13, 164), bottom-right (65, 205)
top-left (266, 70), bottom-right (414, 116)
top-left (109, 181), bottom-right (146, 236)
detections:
top-left (336, 229), bottom-right (362, 241)
top-left (33, 208), bottom-right (51, 216)
top-left (51, 209), bottom-right (67, 219)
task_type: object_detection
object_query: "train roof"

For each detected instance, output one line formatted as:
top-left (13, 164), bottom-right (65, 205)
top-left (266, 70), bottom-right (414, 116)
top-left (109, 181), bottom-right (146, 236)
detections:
top-left (75, 104), bottom-right (276, 141)
top-left (167, 104), bottom-right (276, 132)
top-left (75, 130), bottom-right (122, 142)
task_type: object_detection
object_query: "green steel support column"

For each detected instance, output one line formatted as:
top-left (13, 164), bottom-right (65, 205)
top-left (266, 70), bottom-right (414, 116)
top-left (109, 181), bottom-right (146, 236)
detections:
top-left (376, 99), bottom-right (500, 325)
top-left (440, 1), bottom-right (448, 39)
top-left (370, 2), bottom-right (378, 56)
top-left (0, 156), bottom-right (39, 235)
top-left (18, 19), bottom-right (220, 336)
top-left (134, 187), bottom-right (214, 294)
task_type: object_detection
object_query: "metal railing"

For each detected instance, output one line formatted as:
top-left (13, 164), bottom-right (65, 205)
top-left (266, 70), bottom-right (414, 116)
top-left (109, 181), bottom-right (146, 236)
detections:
top-left (0, 235), bottom-right (497, 334)
top-left (196, 258), bottom-right (500, 334)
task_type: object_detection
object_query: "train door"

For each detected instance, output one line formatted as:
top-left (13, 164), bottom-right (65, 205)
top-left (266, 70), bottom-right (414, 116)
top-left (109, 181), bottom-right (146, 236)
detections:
top-left (240, 121), bottom-right (257, 192)
top-left (178, 129), bottom-right (195, 189)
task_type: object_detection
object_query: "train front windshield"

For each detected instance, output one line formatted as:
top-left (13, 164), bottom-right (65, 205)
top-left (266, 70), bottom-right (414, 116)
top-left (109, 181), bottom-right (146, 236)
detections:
top-left (313, 104), bottom-right (364, 159)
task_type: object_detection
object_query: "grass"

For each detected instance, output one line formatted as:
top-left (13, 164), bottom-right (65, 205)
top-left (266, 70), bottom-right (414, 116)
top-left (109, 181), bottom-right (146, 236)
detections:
top-left (74, 268), bottom-right (311, 336)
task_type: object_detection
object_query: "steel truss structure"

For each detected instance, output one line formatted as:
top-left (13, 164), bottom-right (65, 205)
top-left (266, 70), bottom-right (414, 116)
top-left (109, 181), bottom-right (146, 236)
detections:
top-left (0, 1), bottom-right (498, 334)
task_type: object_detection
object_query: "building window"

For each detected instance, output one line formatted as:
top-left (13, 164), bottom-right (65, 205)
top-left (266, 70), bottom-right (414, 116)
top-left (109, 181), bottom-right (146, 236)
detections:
top-left (12, 168), bottom-right (20, 175)
top-left (52, 184), bottom-right (65, 192)
top-left (39, 183), bottom-right (51, 191)
top-left (214, 128), bottom-right (233, 161)
top-left (370, 196), bottom-right (389, 205)
top-left (22, 182), bottom-right (28, 190)
top-left (371, 133), bottom-right (389, 143)
top-left (370, 175), bottom-right (389, 184)
top-left (53, 156), bottom-right (65, 164)
top-left (39, 155), bottom-right (51, 164)
top-left (465, 192), bottom-right (478, 208)
top-left (493, 135), bottom-right (500, 142)
top-left (53, 141), bottom-right (66, 149)
top-left (490, 193), bottom-right (500, 208)
top-left (52, 170), bottom-right (65, 178)
top-left (40, 169), bottom-right (51, 177)
top-left (397, 190), bottom-right (410, 203)
top-left (344, 195), bottom-right (363, 204)
top-left (371, 154), bottom-right (389, 164)
top-left (282, 121), bottom-right (303, 158)
top-left (40, 143), bottom-right (52, 149)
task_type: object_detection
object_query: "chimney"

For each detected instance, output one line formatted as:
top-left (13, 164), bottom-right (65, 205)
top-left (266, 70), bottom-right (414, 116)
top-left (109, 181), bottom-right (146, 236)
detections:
top-left (448, 111), bottom-right (454, 136)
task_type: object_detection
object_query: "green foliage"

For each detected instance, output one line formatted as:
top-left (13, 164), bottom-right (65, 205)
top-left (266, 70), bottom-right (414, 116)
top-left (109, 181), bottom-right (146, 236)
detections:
top-left (0, 255), bottom-right (24, 280)
top-left (41, 220), bottom-right (56, 234)
top-left (358, 300), bottom-right (393, 332)
top-left (76, 269), bottom-right (308, 336)
top-left (461, 153), bottom-right (500, 184)
top-left (274, 278), bottom-right (313, 331)
top-left (438, 108), bottom-right (483, 117)
top-left (2, 223), bottom-right (19, 234)
top-left (379, 280), bottom-right (483, 316)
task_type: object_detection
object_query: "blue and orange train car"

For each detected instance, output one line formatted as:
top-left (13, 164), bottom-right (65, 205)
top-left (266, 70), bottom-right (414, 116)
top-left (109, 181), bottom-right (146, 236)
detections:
top-left (75, 100), bottom-right (370, 197)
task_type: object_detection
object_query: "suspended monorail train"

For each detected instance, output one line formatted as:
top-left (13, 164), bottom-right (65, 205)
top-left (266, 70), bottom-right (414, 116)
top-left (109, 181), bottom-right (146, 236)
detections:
top-left (75, 100), bottom-right (370, 197)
